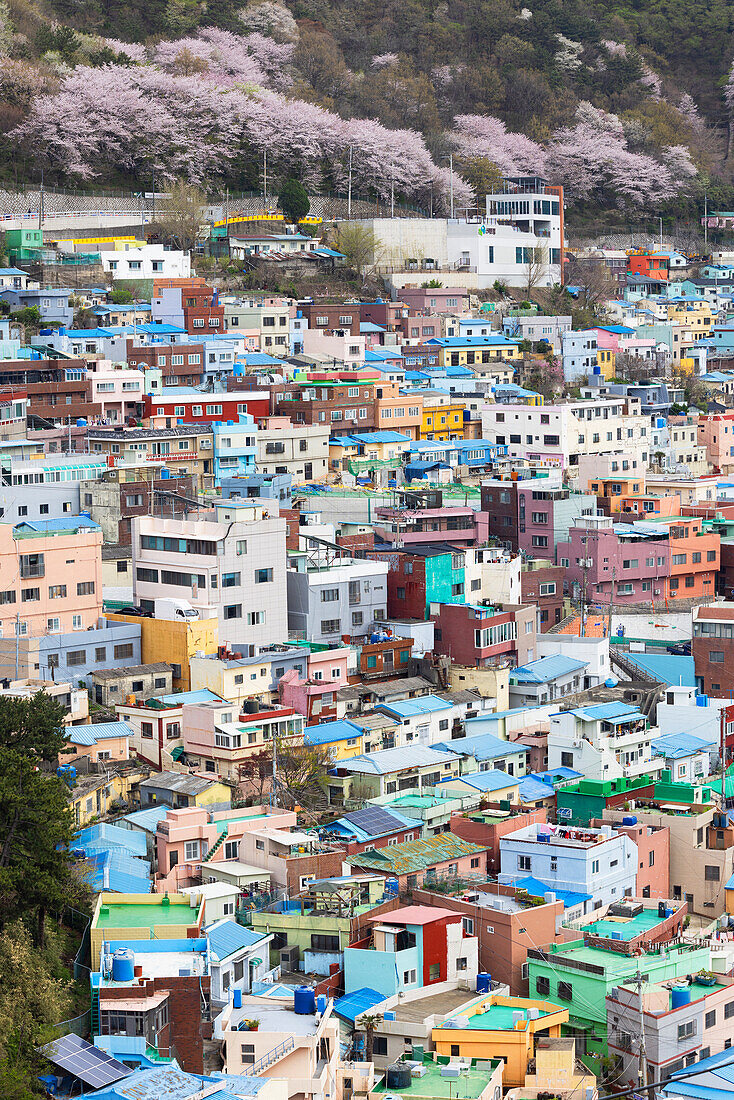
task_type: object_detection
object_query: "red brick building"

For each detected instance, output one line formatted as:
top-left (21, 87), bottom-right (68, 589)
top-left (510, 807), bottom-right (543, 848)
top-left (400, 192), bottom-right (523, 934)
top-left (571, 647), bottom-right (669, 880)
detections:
top-left (432, 602), bottom-right (537, 667)
top-left (481, 480), bottom-right (519, 552)
top-left (269, 380), bottom-right (376, 430)
top-left (692, 603), bottom-right (734, 696)
top-left (127, 341), bottom-right (204, 388)
top-left (450, 806), bottom-right (548, 875)
top-left (299, 303), bottom-right (361, 335)
top-left (521, 563), bottom-right (565, 631)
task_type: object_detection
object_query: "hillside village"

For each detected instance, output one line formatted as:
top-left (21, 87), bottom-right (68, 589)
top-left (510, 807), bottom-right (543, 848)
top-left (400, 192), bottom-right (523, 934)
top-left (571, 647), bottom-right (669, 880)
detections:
top-left (9, 180), bottom-right (734, 1100)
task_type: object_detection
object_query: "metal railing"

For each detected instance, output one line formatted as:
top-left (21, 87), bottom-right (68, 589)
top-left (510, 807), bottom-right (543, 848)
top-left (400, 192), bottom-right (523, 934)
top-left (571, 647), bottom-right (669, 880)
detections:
top-left (242, 1035), bottom-right (295, 1075)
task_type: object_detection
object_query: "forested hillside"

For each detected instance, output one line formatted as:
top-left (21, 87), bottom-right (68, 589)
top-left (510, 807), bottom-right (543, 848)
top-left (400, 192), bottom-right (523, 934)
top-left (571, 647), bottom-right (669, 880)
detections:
top-left (1, 0), bottom-right (733, 214)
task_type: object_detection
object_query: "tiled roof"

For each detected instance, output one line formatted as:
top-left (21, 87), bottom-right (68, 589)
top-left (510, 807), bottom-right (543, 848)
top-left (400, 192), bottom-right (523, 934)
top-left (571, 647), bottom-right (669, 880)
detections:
top-left (350, 833), bottom-right (487, 874)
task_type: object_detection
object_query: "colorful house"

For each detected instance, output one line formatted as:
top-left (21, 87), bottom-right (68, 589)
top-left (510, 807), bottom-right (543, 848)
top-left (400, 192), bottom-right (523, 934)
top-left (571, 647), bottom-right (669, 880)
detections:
top-left (432, 993), bottom-right (569, 1087)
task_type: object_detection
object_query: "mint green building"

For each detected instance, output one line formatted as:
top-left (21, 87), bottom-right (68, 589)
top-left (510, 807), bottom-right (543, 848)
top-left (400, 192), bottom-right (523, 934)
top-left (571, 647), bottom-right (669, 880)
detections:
top-left (556, 771), bottom-right (715, 826)
top-left (527, 939), bottom-right (710, 1056)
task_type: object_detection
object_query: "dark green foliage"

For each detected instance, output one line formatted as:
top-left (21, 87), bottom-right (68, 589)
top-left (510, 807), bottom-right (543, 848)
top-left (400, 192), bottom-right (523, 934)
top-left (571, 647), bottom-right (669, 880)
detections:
top-left (278, 178), bottom-right (310, 223)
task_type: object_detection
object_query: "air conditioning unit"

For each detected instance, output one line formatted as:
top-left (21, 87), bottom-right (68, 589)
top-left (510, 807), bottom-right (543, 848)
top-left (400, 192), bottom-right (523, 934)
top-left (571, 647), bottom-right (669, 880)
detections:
top-left (654, 588), bottom-right (661, 595)
top-left (573, 739), bottom-right (583, 748)
top-left (201, 439), bottom-right (212, 449)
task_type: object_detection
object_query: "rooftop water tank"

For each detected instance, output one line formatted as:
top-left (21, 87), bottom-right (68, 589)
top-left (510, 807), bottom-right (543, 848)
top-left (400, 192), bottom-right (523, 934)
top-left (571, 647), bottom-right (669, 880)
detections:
top-left (476, 973), bottom-right (492, 994)
top-left (622, 816), bottom-right (637, 826)
top-left (697, 695), bottom-right (709, 708)
top-left (294, 986), bottom-right (316, 1015)
top-left (316, 994), bottom-right (328, 1014)
top-left (386, 1065), bottom-right (412, 1089)
top-left (671, 985), bottom-right (690, 1009)
top-left (384, 1010), bottom-right (396, 1021)
top-left (233, 988), bottom-right (243, 1009)
top-left (111, 948), bottom-right (135, 983)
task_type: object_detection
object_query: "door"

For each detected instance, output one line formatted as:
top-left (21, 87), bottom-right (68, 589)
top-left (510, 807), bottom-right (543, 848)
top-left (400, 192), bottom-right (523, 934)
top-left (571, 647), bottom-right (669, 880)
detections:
top-left (304, 462), bottom-right (312, 479)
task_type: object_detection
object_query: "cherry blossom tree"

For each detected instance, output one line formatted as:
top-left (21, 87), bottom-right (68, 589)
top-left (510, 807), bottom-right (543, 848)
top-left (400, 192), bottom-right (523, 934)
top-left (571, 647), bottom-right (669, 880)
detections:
top-left (450, 114), bottom-right (546, 176)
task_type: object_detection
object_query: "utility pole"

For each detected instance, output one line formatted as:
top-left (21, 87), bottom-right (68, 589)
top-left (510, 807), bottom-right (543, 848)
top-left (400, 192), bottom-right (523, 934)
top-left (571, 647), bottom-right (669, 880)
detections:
top-left (606, 566), bottom-right (616, 639)
top-left (449, 154), bottom-right (454, 219)
top-left (721, 704), bottom-right (727, 812)
top-left (263, 151), bottom-right (268, 207)
top-left (38, 169), bottom-right (44, 232)
top-left (704, 192), bottom-right (708, 251)
top-left (390, 167), bottom-right (395, 220)
top-left (15, 611), bottom-right (20, 679)
top-left (347, 145), bottom-right (353, 220)
top-left (634, 969), bottom-right (648, 1093)
top-left (272, 732), bottom-right (278, 809)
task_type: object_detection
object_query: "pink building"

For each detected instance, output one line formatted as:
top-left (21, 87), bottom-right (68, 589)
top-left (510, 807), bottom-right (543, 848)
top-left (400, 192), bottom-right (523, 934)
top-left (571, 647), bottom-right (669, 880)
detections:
top-left (279, 648), bottom-right (350, 725)
top-left (155, 804), bottom-right (297, 892)
top-left (0, 516), bottom-right (102, 638)
top-left (557, 515), bottom-right (668, 606)
top-left (88, 360), bottom-right (144, 423)
top-left (374, 504), bottom-right (490, 548)
top-left (395, 287), bottom-right (470, 315)
top-left (181, 701), bottom-right (305, 786)
top-left (698, 410), bottom-right (734, 472)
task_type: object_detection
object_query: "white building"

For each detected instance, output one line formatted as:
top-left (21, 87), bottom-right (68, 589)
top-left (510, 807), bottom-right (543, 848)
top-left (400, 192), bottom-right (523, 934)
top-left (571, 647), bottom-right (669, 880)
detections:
top-left (132, 499), bottom-right (288, 653)
top-left (481, 399), bottom-right (649, 475)
top-left (561, 330), bottom-right (598, 383)
top-left (503, 314), bottom-right (573, 352)
top-left (257, 418), bottom-right (330, 482)
top-left (547, 701), bottom-right (667, 783)
top-left (536, 633), bottom-right (610, 687)
top-left (100, 245), bottom-right (191, 281)
top-left (499, 822), bottom-right (638, 919)
top-left (286, 546), bottom-right (389, 644)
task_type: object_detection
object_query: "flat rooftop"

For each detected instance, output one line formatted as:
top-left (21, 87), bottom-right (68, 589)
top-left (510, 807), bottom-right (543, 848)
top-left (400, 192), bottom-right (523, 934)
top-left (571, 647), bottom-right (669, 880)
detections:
top-left (96, 903), bottom-right (198, 930)
top-left (394, 989), bottom-right (480, 1023)
top-left (227, 999), bottom-right (323, 1035)
top-left (99, 949), bottom-right (206, 984)
top-left (213, 811), bottom-right (271, 835)
top-left (374, 1059), bottom-right (499, 1099)
top-left (582, 908), bottom-right (668, 941)
top-left (463, 1004), bottom-right (554, 1030)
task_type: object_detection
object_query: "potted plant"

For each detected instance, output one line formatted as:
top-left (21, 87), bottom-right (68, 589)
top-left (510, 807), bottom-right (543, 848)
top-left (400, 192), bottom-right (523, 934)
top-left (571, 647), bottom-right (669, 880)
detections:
top-left (244, 1018), bottom-right (261, 1031)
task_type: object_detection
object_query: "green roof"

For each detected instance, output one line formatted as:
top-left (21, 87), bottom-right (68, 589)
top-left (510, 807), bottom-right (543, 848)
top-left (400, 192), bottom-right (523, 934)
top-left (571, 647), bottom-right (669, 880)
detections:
top-left (95, 901), bottom-right (198, 930)
top-left (373, 1059), bottom-right (499, 1098)
top-left (582, 908), bottom-right (669, 941)
top-left (464, 1004), bottom-right (555, 1030)
top-left (352, 833), bottom-right (486, 874)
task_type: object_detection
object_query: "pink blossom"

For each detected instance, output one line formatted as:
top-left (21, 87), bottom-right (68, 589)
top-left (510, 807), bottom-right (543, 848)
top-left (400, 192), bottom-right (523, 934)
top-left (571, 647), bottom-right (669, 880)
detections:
top-left (450, 114), bottom-right (546, 176)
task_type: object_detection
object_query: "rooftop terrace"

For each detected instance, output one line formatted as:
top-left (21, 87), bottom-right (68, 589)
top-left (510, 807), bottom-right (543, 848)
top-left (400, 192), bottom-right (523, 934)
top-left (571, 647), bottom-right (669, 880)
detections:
top-left (374, 1057), bottom-right (500, 1099)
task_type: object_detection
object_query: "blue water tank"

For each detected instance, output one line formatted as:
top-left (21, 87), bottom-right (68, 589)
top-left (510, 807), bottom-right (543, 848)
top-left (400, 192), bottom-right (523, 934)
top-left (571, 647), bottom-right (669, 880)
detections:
top-left (112, 948), bottom-right (135, 982)
top-left (384, 1011), bottom-right (396, 1021)
top-left (160, 468), bottom-right (170, 479)
top-left (294, 986), bottom-right (316, 1015)
top-left (605, 677), bottom-right (619, 688)
top-left (76, 418), bottom-right (87, 427)
top-left (622, 816), bottom-right (638, 826)
top-left (697, 694), bottom-right (709, 708)
top-left (317, 994), bottom-right (328, 1014)
top-left (656, 416), bottom-right (666, 429)
top-left (671, 985), bottom-right (691, 1009)
top-left (56, 764), bottom-right (76, 786)
top-left (233, 988), bottom-right (243, 1009)
top-left (79, 511), bottom-right (91, 519)
top-left (476, 973), bottom-right (492, 994)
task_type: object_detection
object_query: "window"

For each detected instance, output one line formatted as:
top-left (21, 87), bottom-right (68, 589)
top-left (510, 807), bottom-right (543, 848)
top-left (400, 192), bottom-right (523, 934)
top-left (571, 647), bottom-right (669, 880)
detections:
top-left (224, 840), bottom-right (238, 860)
top-left (705, 1010), bottom-right (716, 1028)
top-left (221, 572), bottom-right (240, 587)
top-left (705, 866), bottom-right (720, 881)
top-left (96, 647), bottom-right (107, 661)
top-left (321, 588), bottom-right (339, 602)
top-left (247, 611), bottom-right (265, 626)
top-left (255, 568), bottom-right (273, 583)
top-left (46, 617), bottom-right (60, 633)
top-left (725, 1002), bottom-right (734, 1020)
top-left (312, 933), bottom-right (340, 951)
top-left (373, 1037), bottom-right (388, 1057)
top-left (114, 644), bottom-right (134, 659)
top-left (224, 605), bottom-right (242, 620)
top-left (428, 963), bottom-right (440, 981)
top-left (557, 981), bottom-right (573, 1001)
top-left (77, 581), bottom-right (95, 596)
top-left (184, 840), bottom-right (200, 861)
top-left (20, 553), bottom-right (44, 579)
top-left (536, 976), bottom-right (550, 995)
top-left (518, 855), bottom-right (531, 871)
top-left (321, 619), bottom-right (340, 634)
top-left (462, 917), bottom-right (474, 935)
top-left (236, 540), bottom-right (247, 555)
top-left (21, 588), bottom-right (40, 602)
top-left (710, 652), bottom-right (725, 664)
top-left (140, 721), bottom-right (153, 739)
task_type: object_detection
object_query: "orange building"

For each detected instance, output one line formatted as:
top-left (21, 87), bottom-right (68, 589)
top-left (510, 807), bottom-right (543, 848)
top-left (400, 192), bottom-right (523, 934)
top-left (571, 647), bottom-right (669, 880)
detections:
top-left (663, 517), bottom-right (719, 601)
top-left (627, 250), bottom-right (669, 281)
top-left (374, 382), bottom-right (423, 440)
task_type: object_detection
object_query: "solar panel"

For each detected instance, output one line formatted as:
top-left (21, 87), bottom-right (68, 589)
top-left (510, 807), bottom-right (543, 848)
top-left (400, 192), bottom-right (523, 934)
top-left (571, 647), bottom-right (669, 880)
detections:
top-left (345, 805), bottom-right (401, 837)
top-left (39, 1033), bottom-right (130, 1088)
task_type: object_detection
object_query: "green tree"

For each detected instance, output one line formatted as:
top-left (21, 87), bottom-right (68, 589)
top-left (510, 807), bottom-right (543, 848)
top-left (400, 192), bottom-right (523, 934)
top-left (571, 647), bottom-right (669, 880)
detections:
top-left (152, 180), bottom-right (205, 252)
top-left (333, 223), bottom-right (380, 276)
top-left (109, 287), bottom-right (134, 304)
top-left (0, 694), bottom-right (78, 945)
top-left (357, 1013), bottom-right (384, 1064)
top-left (278, 179), bottom-right (310, 224)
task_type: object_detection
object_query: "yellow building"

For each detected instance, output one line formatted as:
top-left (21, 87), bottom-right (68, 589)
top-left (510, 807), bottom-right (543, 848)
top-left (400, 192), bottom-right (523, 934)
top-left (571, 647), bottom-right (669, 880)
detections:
top-left (420, 392), bottom-right (465, 441)
top-left (428, 336), bottom-right (522, 368)
top-left (107, 611), bottom-right (219, 692)
top-left (329, 432), bottom-right (412, 471)
top-left (304, 719), bottom-right (366, 762)
top-left (515, 1036), bottom-right (597, 1100)
top-left (432, 995), bottom-right (568, 1087)
top-left (596, 347), bottom-right (615, 379)
top-left (68, 767), bottom-right (145, 828)
top-left (189, 654), bottom-right (273, 705)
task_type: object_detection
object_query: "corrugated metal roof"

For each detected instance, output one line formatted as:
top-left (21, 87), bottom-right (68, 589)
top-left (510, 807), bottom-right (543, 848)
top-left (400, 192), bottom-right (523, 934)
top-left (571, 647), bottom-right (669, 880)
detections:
top-left (621, 652), bottom-right (696, 687)
top-left (68, 721), bottom-right (132, 745)
top-left (510, 655), bottom-right (587, 684)
top-left (652, 731), bottom-right (716, 759)
top-left (304, 719), bottom-right (363, 746)
top-left (432, 731), bottom-right (528, 762)
top-left (336, 744), bottom-right (456, 775)
top-left (120, 806), bottom-right (169, 833)
top-left (440, 770), bottom-right (519, 793)
top-left (206, 919), bottom-right (267, 961)
top-left (140, 772), bottom-right (218, 795)
top-left (569, 702), bottom-right (644, 722)
top-left (74, 823), bottom-right (147, 857)
top-left (518, 776), bottom-right (556, 803)
top-left (350, 833), bottom-right (486, 874)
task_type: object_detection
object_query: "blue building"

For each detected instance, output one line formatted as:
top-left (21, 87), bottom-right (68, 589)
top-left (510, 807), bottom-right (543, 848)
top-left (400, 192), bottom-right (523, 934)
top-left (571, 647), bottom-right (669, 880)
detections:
top-left (211, 415), bottom-right (258, 482)
top-left (219, 471), bottom-right (292, 505)
top-left (0, 286), bottom-right (74, 327)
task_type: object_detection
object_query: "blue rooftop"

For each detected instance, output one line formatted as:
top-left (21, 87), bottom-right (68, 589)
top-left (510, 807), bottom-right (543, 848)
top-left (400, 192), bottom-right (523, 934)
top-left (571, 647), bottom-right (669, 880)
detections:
top-left (512, 875), bottom-right (592, 910)
top-left (68, 721), bottom-right (132, 746)
top-left (652, 731), bottom-right (716, 759)
top-left (304, 719), bottom-right (364, 746)
top-left (426, 335), bottom-right (517, 347)
top-left (14, 515), bottom-right (100, 534)
top-left (510, 654), bottom-right (587, 684)
top-left (568, 702), bottom-right (645, 724)
top-left (381, 695), bottom-right (453, 719)
top-left (431, 731), bottom-right (528, 762)
top-left (120, 806), bottom-right (170, 833)
top-left (333, 987), bottom-right (385, 1023)
top-left (206, 919), bottom-right (267, 961)
top-left (620, 652), bottom-right (696, 687)
top-left (439, 769), bottom-right (518, 792)
top-left (159, 689), bottom-right (223, 706)
top-left (518, 776), bottom-right (556, 803)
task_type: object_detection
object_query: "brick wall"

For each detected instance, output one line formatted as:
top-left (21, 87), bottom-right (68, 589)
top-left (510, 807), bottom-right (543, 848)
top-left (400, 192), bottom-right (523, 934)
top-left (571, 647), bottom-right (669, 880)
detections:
top-left (286, 849), bottom-right (346, 894)
top-left (450, 808), bottom-right (548, 874)
top-left (100, 973), bottom-right (211, 1073)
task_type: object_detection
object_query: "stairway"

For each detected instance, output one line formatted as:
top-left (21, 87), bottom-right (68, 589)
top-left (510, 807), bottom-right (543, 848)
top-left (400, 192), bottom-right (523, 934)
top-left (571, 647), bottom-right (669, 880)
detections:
top-left (202, 828), bottom-right (228, 863)
top-left (242, 1036), bottom-right (295, 1076)
top-left (90, 987), bottom-right (100, 1036)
